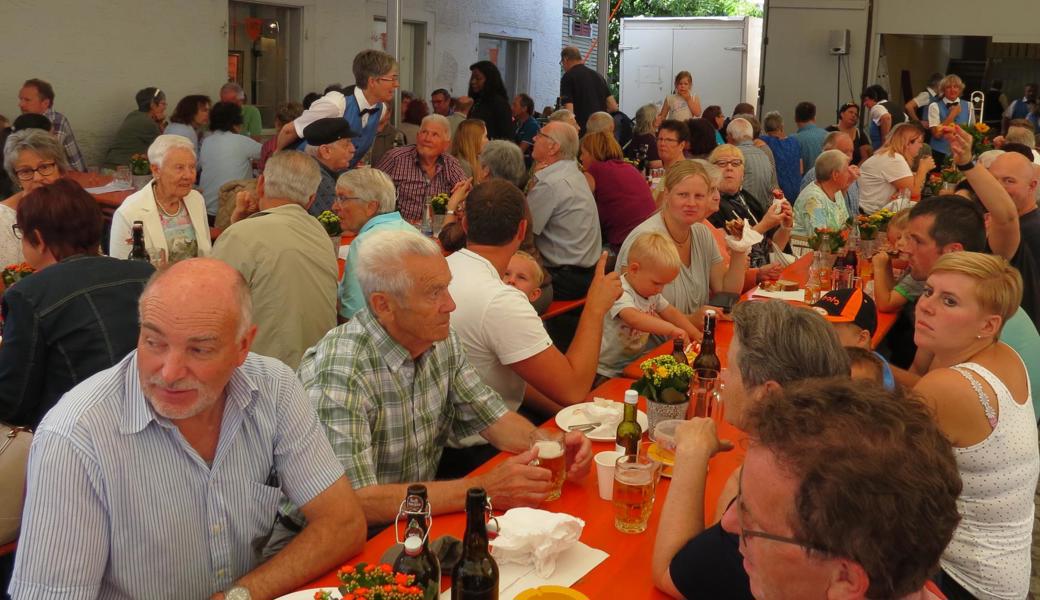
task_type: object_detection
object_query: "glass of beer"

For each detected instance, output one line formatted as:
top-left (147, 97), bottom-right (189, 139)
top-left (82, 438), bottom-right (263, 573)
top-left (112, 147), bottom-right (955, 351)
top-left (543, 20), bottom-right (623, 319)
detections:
top-left (613, 455), bottom-right (659, 533)
top-left (530, 429), bottom-right (567, 501)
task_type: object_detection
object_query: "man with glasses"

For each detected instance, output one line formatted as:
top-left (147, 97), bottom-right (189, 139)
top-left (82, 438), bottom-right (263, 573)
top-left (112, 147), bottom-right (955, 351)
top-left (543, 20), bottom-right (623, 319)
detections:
top-left (211, 150), bottom-right (338, 370)
top-left (302, 117), bottom-right (357, 216)
top-left (719, 378), bottom-right (959, 600)
top-left (332, 167), bottom-right (415, 320)
top-left (277, 49), bottom-right (399, 168)
top-left (651, 300), bottom-right (849, 600)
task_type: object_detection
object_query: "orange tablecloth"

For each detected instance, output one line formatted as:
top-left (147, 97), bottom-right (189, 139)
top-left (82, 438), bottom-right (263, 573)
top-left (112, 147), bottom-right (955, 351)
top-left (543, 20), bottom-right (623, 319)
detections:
top-left (294, 378), bottom-right (747, 598)
top-left (621, 253), bottom-right (898, 379)
top-left (65, 171), bottom-right (135, 217)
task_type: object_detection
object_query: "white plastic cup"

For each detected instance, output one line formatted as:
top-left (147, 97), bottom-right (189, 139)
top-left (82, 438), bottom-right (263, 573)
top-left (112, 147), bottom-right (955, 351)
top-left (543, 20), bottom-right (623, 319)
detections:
top-left (595, 450), bottom-right (624, 500)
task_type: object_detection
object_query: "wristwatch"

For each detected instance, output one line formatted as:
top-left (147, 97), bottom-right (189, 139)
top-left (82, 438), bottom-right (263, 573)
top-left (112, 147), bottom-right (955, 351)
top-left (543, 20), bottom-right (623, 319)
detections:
top-left (955, 159), bottom-right (976, 172)
top-left (226, 586), bottom-right (251, 600)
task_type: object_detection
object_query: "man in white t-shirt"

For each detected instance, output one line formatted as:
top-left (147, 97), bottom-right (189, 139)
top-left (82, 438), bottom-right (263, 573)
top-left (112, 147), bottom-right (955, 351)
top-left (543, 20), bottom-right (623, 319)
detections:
top-left (445, 179), bottom-right (622, 455)
top-left (904, 73), bottom-right (942, 125)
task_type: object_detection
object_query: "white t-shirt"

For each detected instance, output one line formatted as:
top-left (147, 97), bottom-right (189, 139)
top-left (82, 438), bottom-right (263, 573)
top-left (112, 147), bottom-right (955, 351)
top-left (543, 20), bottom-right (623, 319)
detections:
top-left (446, 249), bottom-right (552, 446)
top-left (597, 275), bottom-right (671, 378)
top-left (858, 151), bottom-right (912, 214)
top-left (869, 103), bottom-right (888, 126)
top-left (664, 94), bottom-right (696, 122)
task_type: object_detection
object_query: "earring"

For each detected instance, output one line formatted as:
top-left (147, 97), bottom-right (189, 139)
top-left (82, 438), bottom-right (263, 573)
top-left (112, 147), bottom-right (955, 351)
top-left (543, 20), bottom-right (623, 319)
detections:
top-left (976, 334), bottom-right (982, 339)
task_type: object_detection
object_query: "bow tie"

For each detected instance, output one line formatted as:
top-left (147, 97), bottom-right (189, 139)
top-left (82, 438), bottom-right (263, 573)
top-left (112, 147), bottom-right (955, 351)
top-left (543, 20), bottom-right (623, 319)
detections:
top-left (945, 100), bottom-right (959, 106)
top-left (360, 106), bottom-right (379, 117)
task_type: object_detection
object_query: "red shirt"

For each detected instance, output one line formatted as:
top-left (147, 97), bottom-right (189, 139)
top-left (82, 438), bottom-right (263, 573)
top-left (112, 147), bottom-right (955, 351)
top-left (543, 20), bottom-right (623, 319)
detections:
top-left (585, 159), bottom-right (657, 250)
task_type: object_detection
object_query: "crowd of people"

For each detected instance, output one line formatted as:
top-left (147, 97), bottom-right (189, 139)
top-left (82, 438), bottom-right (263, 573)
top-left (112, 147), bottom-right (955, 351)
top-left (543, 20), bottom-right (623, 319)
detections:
top-left (1, 46), bottom-right (1039, 600)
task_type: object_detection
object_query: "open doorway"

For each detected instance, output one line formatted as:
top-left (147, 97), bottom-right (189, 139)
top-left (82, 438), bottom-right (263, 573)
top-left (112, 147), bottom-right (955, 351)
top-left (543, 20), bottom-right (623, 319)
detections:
top-left (372, 19), bottom-right (428, 99)
top-left (228, 1), bottom-right (302, 130)
top-left (478, 35), bottom-right (532, 99)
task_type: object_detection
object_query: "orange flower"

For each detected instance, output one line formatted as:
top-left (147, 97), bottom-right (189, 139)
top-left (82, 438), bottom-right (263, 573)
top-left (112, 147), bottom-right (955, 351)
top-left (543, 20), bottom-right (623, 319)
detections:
top-left (379, 563), bottom-right (393, 573)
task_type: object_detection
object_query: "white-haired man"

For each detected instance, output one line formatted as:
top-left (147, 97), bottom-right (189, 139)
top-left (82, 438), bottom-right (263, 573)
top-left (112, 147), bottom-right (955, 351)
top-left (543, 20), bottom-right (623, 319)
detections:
top-left (792, 149), bottom-right (854, 237)
top-left (376, 114), bottom-right (466, 222)
top-left (278, 228), bottom-right (593, 533)
top-left (10, 258), bottom-right (365, 600)
top-left (302, 117), bottom-right (357, 217)
top-left (334, 167), bottom-right (415, 320)
top-left (212, 150), bottom-right (338, 369)
top-left (799, 130), bottom-right (862, 216)
top-left (727, 117), bottom-right (778, 207)
top-left (528, 121), bottom-right (602, 301)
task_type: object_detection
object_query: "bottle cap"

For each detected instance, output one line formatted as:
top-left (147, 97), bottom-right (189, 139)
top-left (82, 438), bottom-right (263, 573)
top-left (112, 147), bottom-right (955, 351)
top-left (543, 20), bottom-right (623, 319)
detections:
top-left (705, 309), bottom-right (717, 317)
top-left (403, 535), bottom-right (422, 555)
top-left (624, 389), bottom-right (638, 404)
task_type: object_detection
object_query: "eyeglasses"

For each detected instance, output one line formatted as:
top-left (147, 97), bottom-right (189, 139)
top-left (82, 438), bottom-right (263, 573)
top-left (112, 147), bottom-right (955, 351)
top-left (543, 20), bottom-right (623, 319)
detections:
top-left (14, 161), bottom-right (58, 181)
top-left (656, 136), bottom-right (680, 144)
top-left (713, 159), bottom-right (744, 168)
top-left (11, 224), bottom-right (22, 240)
top-left (535, 132), bottom-right (558, 144)
top-left (377, 75), bottom-right (400, 84)
top-left (334, 194), bottom-right (362, 203)
top-left (733, 473), bottom-right (833, 555)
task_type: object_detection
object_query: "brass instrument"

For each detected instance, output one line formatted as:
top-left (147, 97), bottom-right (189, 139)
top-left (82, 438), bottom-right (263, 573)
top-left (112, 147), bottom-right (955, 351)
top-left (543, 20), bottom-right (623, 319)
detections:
top-left (970, 90), bottom-right (985, 125)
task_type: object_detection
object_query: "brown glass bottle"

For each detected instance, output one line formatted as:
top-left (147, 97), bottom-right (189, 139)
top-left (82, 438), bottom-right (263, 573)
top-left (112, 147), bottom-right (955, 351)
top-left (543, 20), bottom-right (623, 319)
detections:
top-left (393, 484), bottom-right (441, 600)
top-left (692, 309), bottom-right (721, 372)
top-left (128, 221), bottom-right (150, 262)
top-left (451, 488), bottom-right (498, 600)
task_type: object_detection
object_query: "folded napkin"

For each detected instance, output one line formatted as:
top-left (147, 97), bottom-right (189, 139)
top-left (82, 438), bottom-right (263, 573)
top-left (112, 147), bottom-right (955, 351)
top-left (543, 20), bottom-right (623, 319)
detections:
top-left (490, 508), bottom-right (584, 578)
top-left (724, 221), bottom-right (764, 254)
top-left (579, 398), bottom-right (622, 427)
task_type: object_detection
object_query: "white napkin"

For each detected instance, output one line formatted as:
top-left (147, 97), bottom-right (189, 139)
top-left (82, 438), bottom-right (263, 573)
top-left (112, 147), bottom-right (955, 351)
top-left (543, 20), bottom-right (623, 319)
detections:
top-left (579, 398), bottom-right (622, 427)
top-left (724, 221), bottom-right (764, 253)
top-left (490, 508), bottom-right (585, 578)
top-left (84, 181), bottom-right (133, 194)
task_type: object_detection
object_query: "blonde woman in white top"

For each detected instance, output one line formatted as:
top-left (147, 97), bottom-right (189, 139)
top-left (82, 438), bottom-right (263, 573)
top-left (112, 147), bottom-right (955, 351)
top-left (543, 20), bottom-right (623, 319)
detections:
top-left (656, 71), bottom-right (701, 124)
top-left (110, 135), bottom-right (211, 262)
top-left (913, 252), bottom-right (1038, 600)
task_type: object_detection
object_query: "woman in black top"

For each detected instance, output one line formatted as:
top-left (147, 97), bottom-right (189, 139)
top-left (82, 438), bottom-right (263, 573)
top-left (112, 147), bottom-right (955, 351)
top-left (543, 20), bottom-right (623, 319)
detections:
top-left (467, 61), bottom-right (513, 141)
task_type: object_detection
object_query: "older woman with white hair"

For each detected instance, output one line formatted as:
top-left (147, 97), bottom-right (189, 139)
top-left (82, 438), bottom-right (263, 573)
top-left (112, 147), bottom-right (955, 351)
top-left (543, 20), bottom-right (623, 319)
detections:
top-left (109, 134), bottom-right (211, 262)
top-left (334, 166), bottom-right (416, 320)
top-left (1, 129), bottom-right (70, 267)
top-left (792, 149), bottom-right (853, 237)
top-left (929, 74), bottom-right (973, 166)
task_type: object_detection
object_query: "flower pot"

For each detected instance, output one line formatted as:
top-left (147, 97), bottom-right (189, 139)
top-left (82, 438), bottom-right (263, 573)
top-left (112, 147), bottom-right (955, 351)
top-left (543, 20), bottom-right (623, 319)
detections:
top-left (646, 398), bottom-right (689, 436)
top-left (942, 182), bottom-right (957, 194)
top-left (132, 174), bottom-right (152, 190)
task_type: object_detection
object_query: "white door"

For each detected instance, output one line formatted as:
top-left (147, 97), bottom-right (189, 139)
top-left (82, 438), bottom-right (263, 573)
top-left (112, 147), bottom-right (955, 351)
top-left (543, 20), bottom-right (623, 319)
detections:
top-left (619, 25), bottom-right (674, 116)
top-left (672, 25), bottom-right (745, 116)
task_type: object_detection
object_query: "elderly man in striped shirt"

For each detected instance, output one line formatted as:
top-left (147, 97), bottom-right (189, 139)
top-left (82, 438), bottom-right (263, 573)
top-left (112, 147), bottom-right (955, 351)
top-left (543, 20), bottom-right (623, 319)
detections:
top-left (10, 259), bottom-right (365, 600)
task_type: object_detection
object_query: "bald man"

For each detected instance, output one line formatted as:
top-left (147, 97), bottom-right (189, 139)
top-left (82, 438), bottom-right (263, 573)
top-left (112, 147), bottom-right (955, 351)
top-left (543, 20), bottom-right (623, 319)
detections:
top-left (11, 258), bottom-right (365, 600)
top-left (989, 151), bottom-right (1040, 326)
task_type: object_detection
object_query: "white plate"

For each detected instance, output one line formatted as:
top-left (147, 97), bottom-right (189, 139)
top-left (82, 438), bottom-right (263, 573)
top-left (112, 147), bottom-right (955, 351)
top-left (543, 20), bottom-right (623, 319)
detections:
top-left (275, 588), bottom-right (338, 600)
top-left (555, 401), bottom-right (649, 442)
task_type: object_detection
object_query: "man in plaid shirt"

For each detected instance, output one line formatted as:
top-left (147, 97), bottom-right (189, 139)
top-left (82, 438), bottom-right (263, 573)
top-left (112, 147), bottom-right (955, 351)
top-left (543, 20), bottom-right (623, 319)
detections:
top-left (18, 79), bottom-right (86, 171)
top-left (282, 229), bottom-right (592, 532)
top-left (376, 114), bottom-right (466, 222)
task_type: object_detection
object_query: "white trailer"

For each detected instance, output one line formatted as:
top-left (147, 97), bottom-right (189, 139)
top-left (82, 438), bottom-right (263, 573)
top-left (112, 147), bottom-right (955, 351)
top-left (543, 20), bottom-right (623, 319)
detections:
top-left (618, 16), bottom-right (763, 118)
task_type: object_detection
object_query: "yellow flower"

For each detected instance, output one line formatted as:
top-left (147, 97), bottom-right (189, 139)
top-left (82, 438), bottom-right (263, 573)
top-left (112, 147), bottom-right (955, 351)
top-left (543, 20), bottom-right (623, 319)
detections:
top-left (655, 366), bottom-right (669, 378)
top-left (975, 122), bottom-right (990, 134)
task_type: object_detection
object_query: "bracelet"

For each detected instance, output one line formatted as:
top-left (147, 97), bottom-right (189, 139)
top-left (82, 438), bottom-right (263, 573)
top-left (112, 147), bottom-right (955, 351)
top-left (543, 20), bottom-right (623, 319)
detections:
top-left (955, 159), bottom-right (976, 172)
top-left (445, 209), bottom-right (455, 216)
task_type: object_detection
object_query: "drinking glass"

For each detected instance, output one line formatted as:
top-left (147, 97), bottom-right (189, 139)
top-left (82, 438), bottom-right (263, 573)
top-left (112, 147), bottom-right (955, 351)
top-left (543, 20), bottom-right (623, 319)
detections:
top-left (688, 368), bottom-right (721, 420)
top-left (613, 455), bottom-right (659, 533)
top-left (114, 166), bottom-right (132, 188)
top-left (530, 429), bottom-right (567, 501)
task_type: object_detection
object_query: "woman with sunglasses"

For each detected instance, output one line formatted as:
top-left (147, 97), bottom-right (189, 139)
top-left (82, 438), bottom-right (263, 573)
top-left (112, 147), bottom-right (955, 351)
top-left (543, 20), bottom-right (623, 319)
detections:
top-left (0, 129), bottom-right (69, 267)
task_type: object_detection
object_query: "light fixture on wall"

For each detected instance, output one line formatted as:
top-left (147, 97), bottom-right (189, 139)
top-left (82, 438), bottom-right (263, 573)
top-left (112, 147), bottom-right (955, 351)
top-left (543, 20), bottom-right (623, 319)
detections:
top-left (266, 20), bottom-right (279, 37)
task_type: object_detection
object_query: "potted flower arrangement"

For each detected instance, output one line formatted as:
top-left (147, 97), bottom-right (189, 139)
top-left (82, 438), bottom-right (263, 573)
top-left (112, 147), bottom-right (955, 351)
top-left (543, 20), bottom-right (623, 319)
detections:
top-left (429, 192), bottom-right (450, 235)
top-left (317, 210), bottom-right (343, 254)
top-left (960, 122), bottom-right (993, 157)
top-left (1, 262), bottom-right (34, 288)
top-left (631, 354), bottom-right (694, 433)
top-left (807, 226), bottom-right (847, 254)
top-left (312, 563), bottom-right (424, 600)
top-left (129, 154), bottom-right (152, 190)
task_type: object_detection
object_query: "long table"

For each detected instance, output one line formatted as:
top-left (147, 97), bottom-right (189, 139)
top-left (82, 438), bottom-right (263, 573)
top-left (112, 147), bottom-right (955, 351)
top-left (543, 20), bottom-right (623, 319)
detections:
top-left (293, 376), bottom-right (746, 599)
top-left (622, 252), bottom-right (898, 379)
top-left (65, 171), bottom-right (135, 221)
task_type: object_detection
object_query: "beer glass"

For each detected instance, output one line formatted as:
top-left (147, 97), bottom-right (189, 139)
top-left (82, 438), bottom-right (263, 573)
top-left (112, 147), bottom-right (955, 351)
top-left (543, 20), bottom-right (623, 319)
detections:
top-left (688, 368), bottom-right (721, 420)
top-left (613, 455), bottom-right (659, 533)
top-left (531, 429), bottom-right (567, 501)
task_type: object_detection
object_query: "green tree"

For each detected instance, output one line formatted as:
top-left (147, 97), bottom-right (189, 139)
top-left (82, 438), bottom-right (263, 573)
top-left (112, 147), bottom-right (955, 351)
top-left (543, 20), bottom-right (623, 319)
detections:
top-left (575, 0), bottom-right (762, 98)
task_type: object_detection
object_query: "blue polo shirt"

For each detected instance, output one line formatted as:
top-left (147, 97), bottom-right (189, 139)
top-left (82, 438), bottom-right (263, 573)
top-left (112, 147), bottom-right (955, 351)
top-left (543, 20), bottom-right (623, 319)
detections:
top-left (338, 212), bottom-right (417, 319)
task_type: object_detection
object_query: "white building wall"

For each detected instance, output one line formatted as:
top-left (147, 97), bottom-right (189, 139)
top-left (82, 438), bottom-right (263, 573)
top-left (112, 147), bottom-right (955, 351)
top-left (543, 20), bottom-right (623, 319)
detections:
top-left (0, 0), bottom-right (561, 168)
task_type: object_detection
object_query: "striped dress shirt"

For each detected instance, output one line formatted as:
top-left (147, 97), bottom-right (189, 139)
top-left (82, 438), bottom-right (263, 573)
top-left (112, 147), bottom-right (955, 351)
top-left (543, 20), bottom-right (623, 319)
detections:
top-left (375, 146), bottom-right (466, 223)
top-left (10, 352), bottom-right (345, 600)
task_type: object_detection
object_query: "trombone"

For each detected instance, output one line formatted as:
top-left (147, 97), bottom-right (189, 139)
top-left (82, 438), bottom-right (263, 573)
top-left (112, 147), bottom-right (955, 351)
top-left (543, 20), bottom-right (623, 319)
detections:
top-left (969, 90), bottom-right (985, 125)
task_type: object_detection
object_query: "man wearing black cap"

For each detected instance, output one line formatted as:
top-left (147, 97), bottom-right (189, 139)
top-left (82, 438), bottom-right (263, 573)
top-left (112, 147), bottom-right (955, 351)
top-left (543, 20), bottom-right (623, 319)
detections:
top-left (813, 288), bottom-right (896, 389)
top-left (303, 117), bottom-right (357, 217)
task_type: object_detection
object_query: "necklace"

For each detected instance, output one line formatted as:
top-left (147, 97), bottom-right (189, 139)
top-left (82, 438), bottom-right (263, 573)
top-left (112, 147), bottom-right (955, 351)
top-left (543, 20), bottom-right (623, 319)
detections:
top-left (663, 214), bottom-right (691, 245)
top-left (152, 183), bottom-right (181, 217)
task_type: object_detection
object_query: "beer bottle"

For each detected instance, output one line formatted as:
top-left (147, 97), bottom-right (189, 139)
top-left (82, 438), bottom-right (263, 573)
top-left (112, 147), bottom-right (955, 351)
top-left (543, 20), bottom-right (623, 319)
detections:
top-left (671, 338), bottom-right (688, 365)
top-left (693, 310), bottom-right (722, 372)
top-left (615, 390), bottom-right (642, 455)
top-left (128, 221), bottom-right (150, 262)
top-left (451, 488), bottom-right (498, 600)
top-left (393, 484), bottom-right (441, 600)
top-left (641, 143), bottom-right (651, 182)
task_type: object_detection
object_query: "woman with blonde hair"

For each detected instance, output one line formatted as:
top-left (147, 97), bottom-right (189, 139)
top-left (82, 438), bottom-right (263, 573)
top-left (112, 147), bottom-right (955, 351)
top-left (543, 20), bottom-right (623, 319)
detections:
top-left (656, 71), bottom-right (701, 123)
top-left (857, 122), bottom-right (935, 213)
top-left (913, 251), bottom-right (1038, 600)
top-left (451, 118), bottom-right (489, 181)
top-left (616, 160), bottom-right (747, 318)
top-left (627, 103), bottom-right (660, 162)
top-left (580, 131), bottom-right (656, 252)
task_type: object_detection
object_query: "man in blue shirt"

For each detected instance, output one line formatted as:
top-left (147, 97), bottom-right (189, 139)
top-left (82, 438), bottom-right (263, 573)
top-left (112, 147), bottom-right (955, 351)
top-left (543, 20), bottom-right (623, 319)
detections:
top-left (792, 101), bottom-right (828, 170)
top-left (276, 49), bottom-right (399, 168)
top-left (512, 93), bottom-right (540, 155)
top-left (9, 258), bottom-right (365, 600)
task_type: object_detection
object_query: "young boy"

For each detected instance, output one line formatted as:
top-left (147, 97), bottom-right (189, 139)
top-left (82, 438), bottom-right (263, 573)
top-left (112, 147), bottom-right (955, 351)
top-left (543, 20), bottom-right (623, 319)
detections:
top-left (812, 288), bottom-right (896, 390)
top-left (596, 232), bottom-right (701, 378)
top-left (503, 251), bottom-right (543, 304)
top-left (871, 208), bottom-right (924, 313)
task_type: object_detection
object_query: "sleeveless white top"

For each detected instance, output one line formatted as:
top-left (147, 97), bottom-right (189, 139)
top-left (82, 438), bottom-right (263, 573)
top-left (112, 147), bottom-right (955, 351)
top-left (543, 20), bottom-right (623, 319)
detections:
top-left (939, 356), bottom-right (1038, 600)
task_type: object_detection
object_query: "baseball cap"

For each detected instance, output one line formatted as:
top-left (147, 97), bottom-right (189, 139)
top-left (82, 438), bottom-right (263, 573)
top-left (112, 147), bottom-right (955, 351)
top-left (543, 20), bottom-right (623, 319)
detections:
top-left (813, 288), bottom-right (877, 336)
top-left (302, 117), bottom-right (356, 146)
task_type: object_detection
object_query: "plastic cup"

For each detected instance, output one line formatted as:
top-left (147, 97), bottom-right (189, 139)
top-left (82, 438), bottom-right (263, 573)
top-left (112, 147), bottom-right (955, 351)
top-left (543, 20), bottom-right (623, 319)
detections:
top-left (594, 450), bottom-right (623, 501)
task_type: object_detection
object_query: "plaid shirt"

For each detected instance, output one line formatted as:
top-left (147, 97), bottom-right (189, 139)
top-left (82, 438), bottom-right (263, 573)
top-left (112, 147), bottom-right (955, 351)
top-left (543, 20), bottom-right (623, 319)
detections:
top-left (297, 308), bottom-right (507, 489)
top-left (46, 108), bottom-right (85, 171)
top-left (375, 146), bottom-right (466, 222)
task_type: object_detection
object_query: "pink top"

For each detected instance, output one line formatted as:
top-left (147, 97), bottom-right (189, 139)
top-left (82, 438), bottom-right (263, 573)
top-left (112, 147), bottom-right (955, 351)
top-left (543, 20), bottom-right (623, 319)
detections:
top-left (586, 159), bottom-right (657, 249)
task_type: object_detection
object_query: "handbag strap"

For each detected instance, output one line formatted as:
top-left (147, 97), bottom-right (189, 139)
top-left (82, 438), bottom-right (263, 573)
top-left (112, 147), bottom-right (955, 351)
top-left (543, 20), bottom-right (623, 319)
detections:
top-left (0, 426), bottom-right (31, 456)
